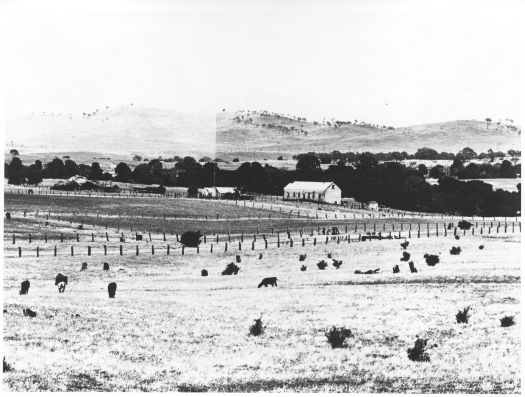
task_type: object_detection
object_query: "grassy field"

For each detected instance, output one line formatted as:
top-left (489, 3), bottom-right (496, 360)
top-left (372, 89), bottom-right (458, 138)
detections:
top-left (3, 231), bottom-right (520, 392)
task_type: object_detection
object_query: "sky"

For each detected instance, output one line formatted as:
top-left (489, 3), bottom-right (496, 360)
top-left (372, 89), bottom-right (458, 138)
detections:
top-left (2, 0), bottom-right (524, 127)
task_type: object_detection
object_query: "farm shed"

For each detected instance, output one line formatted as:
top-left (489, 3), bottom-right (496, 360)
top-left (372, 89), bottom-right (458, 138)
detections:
top-left (283, 181), bottom-right (341, 205)
top-left (367, 201), bottom-right (379, 211)
top-left (341, 197), bottom-right (363, 209)
top-left (215, 187), bottom-right (236, 199)
top-left (198, 187), bottom-right (217, 198)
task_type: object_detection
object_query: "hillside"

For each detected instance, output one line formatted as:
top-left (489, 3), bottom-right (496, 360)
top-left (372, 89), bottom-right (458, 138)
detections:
top-left (6, 106), bottom-right (216, 159)
top-left (216, 111), bottom-right (521, 160)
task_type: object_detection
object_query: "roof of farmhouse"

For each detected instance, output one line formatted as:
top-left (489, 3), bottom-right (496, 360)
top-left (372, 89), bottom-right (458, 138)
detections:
top-left (284, 181), bottom-right (338, 192)
top-left (215, 187), bottom-right (236, 193)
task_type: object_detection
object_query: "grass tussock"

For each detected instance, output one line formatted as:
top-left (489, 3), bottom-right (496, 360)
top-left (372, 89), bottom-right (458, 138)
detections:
top-left (325, 326), bottom-right (353, 348)
top-left (249, 317), bottom-right (265, 336)
top-left (407, 337), bottom-right (435, 362)
top-left (456, 306), bottom-right (471, 324)
top-left (500, 316), bottom-right (515, 327)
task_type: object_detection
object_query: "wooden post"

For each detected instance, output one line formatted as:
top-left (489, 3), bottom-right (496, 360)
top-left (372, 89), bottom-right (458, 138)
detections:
top-left (167, 245), bottom-right (170, 255)
top-left (210, 244), bottom-right (213, 253)
top-left (91, 233), bottom-right (94, 242)
top-left (182, 246), bottom-right (185, 255)
top-left (120, 245), bottom-right (123, 255)
top-left (88, 246), bottom-right (91, 256)
top-left (225, 242), bottom-right (228, 252)
top-left (152, 245), bottom-right (155, 255)
top-left (104, 245), bottom-right (107, 255)
top-left (12, 234), bottom-right (15, 244)
top-left (71, 246), bottom-right (74, 256)
top-left (76, 233), bottom-right (79, 242)
top-left (238, 241), bottom-right (242, 251)
top-left (314, 237), bottom-right (317, 246)
top-left (29, 234), bottom-right (32, 243)
top-left (61, 233), bottom-right (64, 243)
top-left (37, 246), bottom-right (39, 257)
top-left (54, 246), bottom-right (57, 256)
top-left (18, 247), bottom-right (21, 257)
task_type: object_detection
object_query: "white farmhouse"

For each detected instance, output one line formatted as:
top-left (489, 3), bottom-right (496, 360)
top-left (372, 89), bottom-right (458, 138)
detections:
top-left (283, 181), bottom-right (341, 205)
top-left (367, 201), bottom-right (379, 211)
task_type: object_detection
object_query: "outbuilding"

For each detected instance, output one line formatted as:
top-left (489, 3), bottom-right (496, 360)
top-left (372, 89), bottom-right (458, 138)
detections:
top-left (283, 181), bottom-right (341, 205)
top-left (367, 201), bottom-right (379, 211)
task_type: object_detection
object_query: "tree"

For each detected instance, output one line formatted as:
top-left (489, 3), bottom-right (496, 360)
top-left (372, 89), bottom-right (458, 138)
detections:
top-left (9, 149), bottom-right (19, 156)
top-left (429, 165), bottom-right (446, 179)
top-left (457, 147), bottom-right (477, 160)
top-left (296, 153), bottom-right (320, 172)
top-left (115, 162), bottom-right (132, 182)
top-left (45, 158), bottom-right (67, 178)
top-left (418, 164), bottom-right (428, 177)
top-left (89, 162), bottom-right (103, 180)
top-left (7, 157), bottom-right (25, 185)
top-left (188, 185), bottom-right (199, 197)
top-left (64, 159), bottom-right (80, 178)
top-left (133, 154), bottom-right (142, 161)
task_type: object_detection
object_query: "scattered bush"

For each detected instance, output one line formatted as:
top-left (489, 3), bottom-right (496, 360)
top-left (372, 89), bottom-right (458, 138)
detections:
top-left (401, 252), bottom-right (411, 262)
top-left (332, 259), bottom-right (342, 269)
top-left (393, 265), bottom-right (400, 273)
top-left (327, 253), bottom-right (332, 259)
top-left (409, 261), bottom-right (417, 273)
top-left (456, 306), bottom-right (471, 324)
top-left (3, 357), bottom-right (13, 372)
top-left (400, 241), bottom-right (409, 250)
top-left (458, 220), bottom-right (473, 230)
top-left (249, 316), bottom-right (265, 336)
top-left (325, 326), bottom-right (353, 348)
top-left (300, 265), bottom-right (307, 271)
top-left (500, 316), bottom-right (515, 327)
top-left (201, 269), bottom-right (208, 277)
top-left (407, 337), bottom-right (434, 362)
top-left (180, 231), bottom-right (202, 247)
top-left (222, 262), bottom-right (240, 276)
top-left (450, 246), bottom-right (462, 255)
top-left (317, 260), bottom-right (328, 270)
top-left (455, 235), bottom-right (460, 240)
top-left (424, 254), bottom-right (440, 266)
top-left (299, 254), bottom-right (306, 261)
top-left (232, 158), bottom-right (239, 162)
top-left (479, 245), bottom-right (484, 250)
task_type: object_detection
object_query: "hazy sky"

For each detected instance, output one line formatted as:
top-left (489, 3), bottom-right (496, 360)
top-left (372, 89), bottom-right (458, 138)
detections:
top-left (3, 0), bottom-right (523, 126)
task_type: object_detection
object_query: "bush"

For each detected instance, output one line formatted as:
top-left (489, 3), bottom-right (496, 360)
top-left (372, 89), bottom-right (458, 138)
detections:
top-left (332, 259), bottom-right (342, 269)
top-left (479, 245), bottom-right (484, 250)
top-left (500, 316), bottom-right (515, 327)
top-left (401, 252), bottom-right (411, 262)
top-left (456, 306), bottom-right (471, 324)
top-left (458, 220), bottom-right (473, 230)
top-left (407, 337), bottom-right (434, 362)
top-left (249, 317), bottom-right (265, 336)
top-left (232, 158), bottom-right (239, 162)
top-left (180, 231), bottom-right (202, 247)
top-left (325, 326), bottom-right (353, 348)
top-left (3, 357), bottom-right (13, 372)
top-left (300, 265), bottom-right (307, 271)
top-left (450, 246), bottom-right (462, 255)
top-left (424, 254), bottom-right (440, 266)
top-left (455, 235), bottom-right (460, 240)
top-left (317, 260), bottom-right (328, 270)
top-left (222, 262), bottom-right (240, 275)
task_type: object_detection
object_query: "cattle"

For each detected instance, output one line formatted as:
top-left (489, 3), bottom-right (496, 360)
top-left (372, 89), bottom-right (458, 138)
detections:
top-left (23, 308), bottom-right (37, 317)
top-left (258, 277), bottom-right (277, 288)
top-left (80, 262), bottom-right (88, 271)
top-left (55, 273), bottom-right (68, 293)
top-left (103, 262), bottom-right (110, 271)
top-left (355, 268), bottom-right (380, 274)
top-left (400, 240), bottom-right (409, 250)
top-left (393, 265), bottom-right (400, 274)
top-left (19, 280), bottom-right (30, 295)
top-left (236, 255), bottom-right (241, 263)
top-left (409, 261), bottom-right (418, 273)
top-left (108, 282), bottom-right (117, 298)
top-left (300, 265), bottom-right (307, 271)
top-left (201, 269), bottom-right (208, 277)
top-left (299, 254), bottom-right (306, 262)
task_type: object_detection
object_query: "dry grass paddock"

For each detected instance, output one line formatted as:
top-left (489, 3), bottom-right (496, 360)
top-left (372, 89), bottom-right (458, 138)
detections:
top-left (3, 231), bottom-right (520, 392)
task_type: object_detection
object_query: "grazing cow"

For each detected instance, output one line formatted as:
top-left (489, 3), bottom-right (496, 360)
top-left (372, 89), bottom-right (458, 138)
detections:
top-left (258, 277), bottom-right (277, 288)
top-left (409, 261), bottom-right (418, 273)
top-left (80, 262), bottom-right (88, 271)
top-left (300, 265), bottom-right (307, 271)
top-left (299, 254), bottom-right (306, 262)
top-left (55, 273), bottom-right (68, 293)
top-left (108, 282), bottom-right (117, 298)
top-left (19, 280), bottom-right (30, 295)
top-left (400, 240), bottom-right (409, 250)
top-left (201, 269), bottom-right (208, 277)
top-left (393, 265), bottom-right (400, 274)
top-left (103, 262), bottom-right (110, 271)
top-left (355, 269), bottom-right (380, 275)
top-left (236, 255), bottom-right (241, 263)
top-left (258, 253), bottom-right (263, 260)
top-left (23, 308), bottom-right (37, 317)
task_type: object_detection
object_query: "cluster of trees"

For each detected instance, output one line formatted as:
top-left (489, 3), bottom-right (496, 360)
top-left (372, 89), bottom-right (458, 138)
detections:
top-left (294, 147), bottom-right (520, 164)
top-left (6, 152), bottom-right (520, 216)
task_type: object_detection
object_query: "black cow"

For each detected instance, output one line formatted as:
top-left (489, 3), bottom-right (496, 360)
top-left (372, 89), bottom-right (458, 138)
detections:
top-left (327, 253), bottom-right (332, 259)
top-left (23, 308), bottom-right (37, 317)
top-left (80, 262), bottom-right (88, 271)
top-left (55, 273), bottom-right (68, 293)
top-left (19, 280), bottom-right (30, 295)
top-left (103, 262), bottom-right (110, 271)
top-left (108, 282), bottom-right (117, 298)
top-left (258, 277), bottom-right (277, 288)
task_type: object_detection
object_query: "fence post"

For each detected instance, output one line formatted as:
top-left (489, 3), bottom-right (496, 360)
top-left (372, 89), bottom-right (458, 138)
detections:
top-left (29, 234), bottom-right (32, 244)
top-left (167, 245), bottom-right (170, 255)
top-left (120, 245), bottom-right (123, 255)
top-left (314, 237), bottom-right (317, 246)
top-left (238, 241), bottom-right (242, 251)
top-left (76, 233), bottom-right (79, 242)
top-left (225, 242), bottom-right (228, 252)
top-left (210, 244), bottom-right (213, 253)
top-left (12, 234), bottom-right (15, 244)
top-left (182, 246), bottom-right (185, 255)
top-left (88, 246), bottom-right (91, 256)
top-left (61, 233), bottom-right (64, 243)
top-left (71, 246), bottom-right (74, 256)
top-left (37, 246), bottom-right (39, 257)
top-left (104, 245), bottom-right (107, 255)
top-left (19, 247), bottom-right (22, 257)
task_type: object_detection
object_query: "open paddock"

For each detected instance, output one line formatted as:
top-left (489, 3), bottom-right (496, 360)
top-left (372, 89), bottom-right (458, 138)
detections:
top-left (3, 233), bottom-right (520, 392)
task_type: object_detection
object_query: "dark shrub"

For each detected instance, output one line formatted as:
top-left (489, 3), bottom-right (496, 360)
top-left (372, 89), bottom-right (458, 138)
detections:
top-left (458, 220), bottom-right (473, 230)
top-left (393, 265), bottom-right (400, 273)
top-left (455, 235), bottom-right (460, 240)
top-left (249, 317), bottom-right (265, 336)
top-left (409, 261), bottom-right (417, 273)
top-left (5, 212), bottom-right (11, 220)
top-left (317, 260), bottom-right (328, 270)
top-left (299, 254), bottom-right (306, 261)
top-left (401, 252), bottom-right (410, 262)
top-left (180, 231), bottom-right (202, 247)
top-left (450, 246), bottom-right (462, 255)
top-left (424, 254), bottom-right (440, 266)
top-left (479, 245), bottom-right (484, 250)
top-left (500, 316), bottom-right (515, 327)
top-left (325, 326), bottom-right (353, 348)
top-left (222, 262), bottom-right (240, 275)
top-left (456, 306), bottom-right (471, 324)
top-left (3, 357), bottom-right (13, 372)
top-left (300, 265), bottom-right (307, 271)
top-left (400, 241), bottom-right (409, 250)
top-left (232, 158), bottom-right (239, 162)
top-left (201, 269), bottom-right (208, 277)
top-left (407, 337), bottom-right (434, 362)
top-left (332, 259), bottom-right (342, 269)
